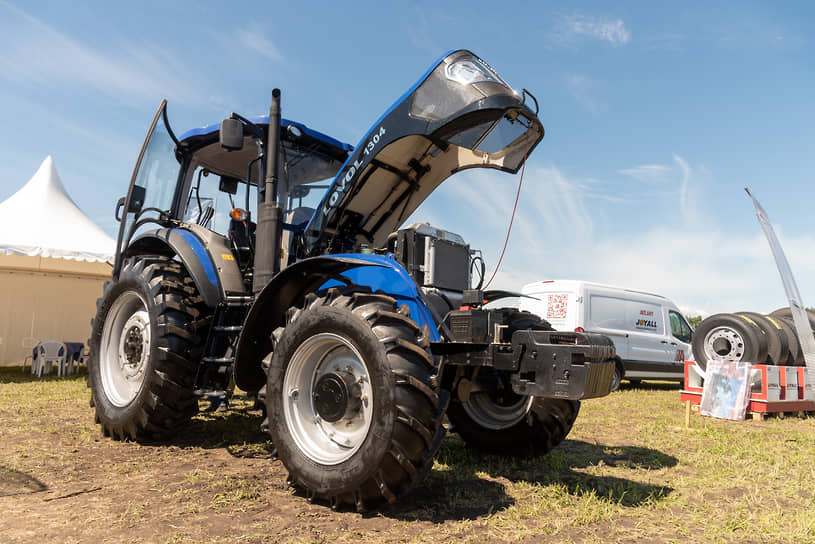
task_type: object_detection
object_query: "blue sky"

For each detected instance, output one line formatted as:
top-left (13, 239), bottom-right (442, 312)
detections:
top-left (1, 1), bottom-right (813, 316)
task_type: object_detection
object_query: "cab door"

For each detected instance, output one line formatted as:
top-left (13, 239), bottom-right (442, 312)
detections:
top-left (113, 100), bottom-right (181, 278)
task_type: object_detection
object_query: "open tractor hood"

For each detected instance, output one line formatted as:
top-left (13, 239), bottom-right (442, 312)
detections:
top-left (304, 49), bottom-right (544, 255)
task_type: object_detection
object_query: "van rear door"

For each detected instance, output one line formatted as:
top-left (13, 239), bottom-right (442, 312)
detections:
top-left (520, 289), bottom-right (577, 331)
top-left (586, 294), bottom-right (630, 360)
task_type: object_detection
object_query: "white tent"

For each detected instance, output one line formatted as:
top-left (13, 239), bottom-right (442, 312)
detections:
top-left (0, 156), bottom-right (115, 364)
top-left (0, 156), bottom-right (113, 261)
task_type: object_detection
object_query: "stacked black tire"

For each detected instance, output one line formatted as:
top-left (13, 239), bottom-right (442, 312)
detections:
top-left (692, 307), bottom-right (815, 370)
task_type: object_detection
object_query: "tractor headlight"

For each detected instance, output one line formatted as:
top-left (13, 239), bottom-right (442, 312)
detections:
top-left (411, 52), bottom-right (517, 122)
top-left (444, 55), bottom-right (508, 87)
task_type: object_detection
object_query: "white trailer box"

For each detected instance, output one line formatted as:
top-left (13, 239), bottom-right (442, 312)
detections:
top-left (519, 280), bottom-right (693, 383)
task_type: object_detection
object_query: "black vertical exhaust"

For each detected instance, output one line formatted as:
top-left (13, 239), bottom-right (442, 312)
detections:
top-left (253, 88), bottom-right (283, 294)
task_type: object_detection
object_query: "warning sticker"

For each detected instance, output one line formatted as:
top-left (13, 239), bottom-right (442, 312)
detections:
top-left (547, 294), bottom-right (569, 320)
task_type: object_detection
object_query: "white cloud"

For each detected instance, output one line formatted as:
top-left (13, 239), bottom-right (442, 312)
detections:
top-left (406, 9), bottom-right (442, 57)
top-left (563, 73), bottom-right (603, 114)
top-left (237, 26), bottom-right (284, 62)
top-left (618, 164), bottom-right (673, 183)
top-left (0, 3), bottom-right (210, 106)
top-left (409, 157), bottom-right (815, 317)
top-left (556, 14), bottom-right (632, 47)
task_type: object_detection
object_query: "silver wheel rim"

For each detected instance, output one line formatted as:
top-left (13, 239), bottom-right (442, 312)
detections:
top-left (611, 367), bottom-right (621, 391)
top-left (462, 391), bottom-right (534, 430)
top-left (99, 290), bottom-right (151, 407)
top-left (703, 326), bottom-right (746, 362)
top-left (283, 333), bottom-right (373, 465)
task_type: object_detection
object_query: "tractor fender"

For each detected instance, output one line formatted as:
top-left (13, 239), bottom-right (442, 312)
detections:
top-left (126, 226), bottom-right (247, 308)
top-left (233, 253), bottom-right (439, 392)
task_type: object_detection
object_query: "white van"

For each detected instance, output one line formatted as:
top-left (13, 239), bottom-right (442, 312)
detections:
top-left (519, 280), bottom-right (693, 386)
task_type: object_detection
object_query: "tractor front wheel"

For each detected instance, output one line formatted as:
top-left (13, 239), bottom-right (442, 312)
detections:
top-left (266, 287), bottom-right (444, 511)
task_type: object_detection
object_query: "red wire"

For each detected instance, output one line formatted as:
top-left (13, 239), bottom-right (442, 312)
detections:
top-left (483, 141), bottom-right (528, 290)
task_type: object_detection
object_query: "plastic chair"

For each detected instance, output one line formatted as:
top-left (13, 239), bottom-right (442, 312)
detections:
top-left (34, 341), bottom-right (68, 377)
top-left (21, 337), bottom-right (39, 373)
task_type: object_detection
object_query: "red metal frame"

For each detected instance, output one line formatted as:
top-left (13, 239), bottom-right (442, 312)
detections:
top-left (681, 361), bottom-right (815, 414)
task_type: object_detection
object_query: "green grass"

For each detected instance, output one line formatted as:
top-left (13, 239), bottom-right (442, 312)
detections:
top-left (0, 367), bottom-right (813, 543)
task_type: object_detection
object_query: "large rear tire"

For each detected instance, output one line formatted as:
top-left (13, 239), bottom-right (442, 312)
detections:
top-left (88, 257), bottom-right (205, 440)
top-left (265, 287), bottom-right (444, 511)
top-left (447, 309), bottom-right (580, 456)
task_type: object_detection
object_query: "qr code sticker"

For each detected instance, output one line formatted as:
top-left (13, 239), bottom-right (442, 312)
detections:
top-left (547, 294), bottom-right (568, 319)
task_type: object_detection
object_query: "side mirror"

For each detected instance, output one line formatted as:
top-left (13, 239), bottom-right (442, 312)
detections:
top-left (130, 185), bottom-right (146, 213)
top-left (115, 185), bottom-right (146, 221)
top-left (220, 118), bottom-right (244, 151)
top-left (219, 176), bottom-right (239, 195)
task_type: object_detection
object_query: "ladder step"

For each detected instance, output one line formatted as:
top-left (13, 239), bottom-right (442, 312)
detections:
top-left (203, 357), bottom-right (234, 364)
top-left (224, 296), bottom-right (253, 307)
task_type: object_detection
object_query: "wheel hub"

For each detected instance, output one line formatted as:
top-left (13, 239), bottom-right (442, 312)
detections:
top-left (123, 326), bottom-right (144, 365)
top-left (313, 371), bottom-right (362, 422)
top-left (100, 290), bottom-right (151, 407)
top-left (704, 327), bottom-right (744, 361)
top-left (283, 332), bottom-right (373, 465)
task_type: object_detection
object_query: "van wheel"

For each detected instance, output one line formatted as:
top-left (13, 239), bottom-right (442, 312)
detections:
top-left (611, 362), bottom-right (623, 392)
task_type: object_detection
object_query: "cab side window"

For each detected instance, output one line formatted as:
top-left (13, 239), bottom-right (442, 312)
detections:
top-left (669, 311), bottom-right (692, 343)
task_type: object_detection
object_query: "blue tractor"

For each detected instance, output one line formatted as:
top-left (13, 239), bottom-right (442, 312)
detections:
top-left (88, 50), bottom-right (616, 510)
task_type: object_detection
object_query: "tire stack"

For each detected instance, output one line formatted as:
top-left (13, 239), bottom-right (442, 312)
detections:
top-left (692, 307), bottom-right (815, 371)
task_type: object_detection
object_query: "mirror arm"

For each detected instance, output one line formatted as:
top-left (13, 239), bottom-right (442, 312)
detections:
top-left (115, 197), bottom-right (126, 222)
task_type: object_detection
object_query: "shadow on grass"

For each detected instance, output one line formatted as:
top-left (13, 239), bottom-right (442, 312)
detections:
top-left (620, 380), bottom-right (682, 391)
top-left (145, 395), bottom-right (276, 459)
top-left (0, 366), bottom-right (88, 384)
top-left (0, 466), bottom-right (48, 497)
top-left (384, 436), bottom-right (677, 522)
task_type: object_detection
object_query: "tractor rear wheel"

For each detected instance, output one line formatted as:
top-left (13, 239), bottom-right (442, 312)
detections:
top-left (88, 256), bottom-right (205, 440)
top-left (265, 287), bottom-right (444, 511)
top-left (447, 309), bottom-right (580, 455)
top-left (448, 386), bottom-right (580, 456)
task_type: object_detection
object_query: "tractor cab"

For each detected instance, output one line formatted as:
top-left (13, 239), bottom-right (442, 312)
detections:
top-left (114, 102), bottom-right (352, 284)
top-left (173, 116), bottom-right (352, 274)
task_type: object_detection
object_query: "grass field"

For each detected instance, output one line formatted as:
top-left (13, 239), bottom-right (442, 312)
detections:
top-left (0, 367), bottom-right (813, 543)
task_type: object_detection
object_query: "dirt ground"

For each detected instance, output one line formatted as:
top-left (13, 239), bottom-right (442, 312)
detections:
top-left (1, 369), bottom-right (813, 543)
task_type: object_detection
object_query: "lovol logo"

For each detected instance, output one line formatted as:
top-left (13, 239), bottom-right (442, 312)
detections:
top-left (322, 126), bottom-right (387, 217)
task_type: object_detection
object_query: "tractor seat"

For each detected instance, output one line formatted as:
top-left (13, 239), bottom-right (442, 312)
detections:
top-left (228, 217), bottom-right (255, 265)
top-left (281, 207), bottom-right (315, 267)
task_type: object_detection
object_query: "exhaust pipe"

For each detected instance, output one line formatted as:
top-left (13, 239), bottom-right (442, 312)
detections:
top-left (253, 89), bottom-right (283, 294)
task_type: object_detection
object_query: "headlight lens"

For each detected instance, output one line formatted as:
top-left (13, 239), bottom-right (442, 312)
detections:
top-left (445, 56), bottom-right (508, 87)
